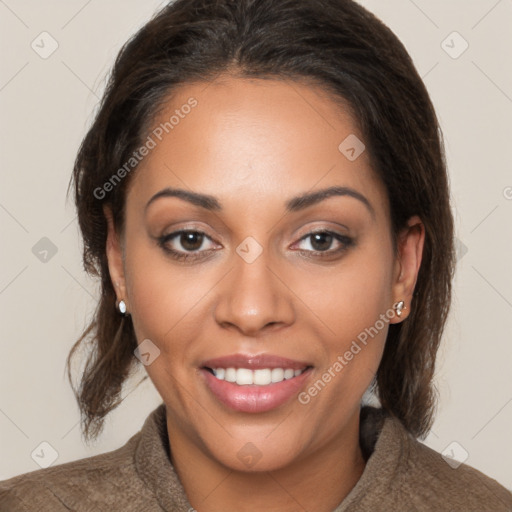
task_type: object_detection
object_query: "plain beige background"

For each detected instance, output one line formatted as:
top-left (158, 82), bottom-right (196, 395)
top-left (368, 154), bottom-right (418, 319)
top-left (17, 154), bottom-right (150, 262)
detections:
top-left (1, 0), bottom-right (511, 490)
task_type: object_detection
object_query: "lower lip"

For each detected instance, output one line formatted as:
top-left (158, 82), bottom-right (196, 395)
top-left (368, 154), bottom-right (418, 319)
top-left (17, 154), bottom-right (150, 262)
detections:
top-left (200, 368), bottom-right (312, 413)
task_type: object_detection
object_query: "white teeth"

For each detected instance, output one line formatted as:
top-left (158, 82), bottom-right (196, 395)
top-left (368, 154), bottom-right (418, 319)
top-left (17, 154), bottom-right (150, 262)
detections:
top-left (254, 369), bottom-right (272, 385)
top-left (271, 368), bottom-right (284, 383)
top-left (236, 368), bottom-right (253, 385)
top-left (283, 369), bottom-right (295, 380)
top-left (211, 367), bottom-right (305, 386)
top-left (225, 368), bottom-right (237, 383)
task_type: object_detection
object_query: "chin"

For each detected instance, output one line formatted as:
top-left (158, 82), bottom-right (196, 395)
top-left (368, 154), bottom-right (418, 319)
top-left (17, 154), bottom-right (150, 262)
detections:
top-left (215, 446), bottom-right (300, 473)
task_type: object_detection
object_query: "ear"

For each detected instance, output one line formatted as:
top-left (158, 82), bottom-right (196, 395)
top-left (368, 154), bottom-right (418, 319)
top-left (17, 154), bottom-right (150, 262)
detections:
top-left (103, 205), bottom-right (129, 313)
top-left (389, 215), bottom-right (425, 324)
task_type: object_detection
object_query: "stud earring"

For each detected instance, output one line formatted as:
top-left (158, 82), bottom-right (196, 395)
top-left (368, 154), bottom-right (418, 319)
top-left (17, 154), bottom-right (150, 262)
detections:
top-left (117, 299), bottom-right (127, 315)
top-left (394, 300), bottom-right (405, 317)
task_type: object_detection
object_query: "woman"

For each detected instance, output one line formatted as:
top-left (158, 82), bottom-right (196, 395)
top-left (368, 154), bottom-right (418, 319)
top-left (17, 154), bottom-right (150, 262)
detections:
top-left (1, 0), bottom-right (511, 510)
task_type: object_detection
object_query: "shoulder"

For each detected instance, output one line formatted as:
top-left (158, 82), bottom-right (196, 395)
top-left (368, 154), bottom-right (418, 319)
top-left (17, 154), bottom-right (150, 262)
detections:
top-left (0, 431), bottom-right (153, 512)
top-left (342, 408), bottom-right (512, 512)
top-left (377, 412), bottom-right (512, 511)
top-left (401, 432), bottom-right (512, 510)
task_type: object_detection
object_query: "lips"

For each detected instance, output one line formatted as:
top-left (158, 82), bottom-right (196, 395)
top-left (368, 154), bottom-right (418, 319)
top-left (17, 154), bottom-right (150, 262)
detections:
top-left (200, 353), bottom-right (313, 413)
top-left (201, 353), bottom-right (311, 370)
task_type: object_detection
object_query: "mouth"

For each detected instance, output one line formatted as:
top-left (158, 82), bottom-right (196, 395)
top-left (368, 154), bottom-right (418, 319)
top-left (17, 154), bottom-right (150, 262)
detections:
top-left (199, 354), bottom-right (313, 413)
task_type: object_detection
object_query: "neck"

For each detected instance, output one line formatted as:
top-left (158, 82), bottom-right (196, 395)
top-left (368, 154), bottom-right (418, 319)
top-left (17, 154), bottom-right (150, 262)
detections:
top-left (167, 411), bottom-right (366, 512)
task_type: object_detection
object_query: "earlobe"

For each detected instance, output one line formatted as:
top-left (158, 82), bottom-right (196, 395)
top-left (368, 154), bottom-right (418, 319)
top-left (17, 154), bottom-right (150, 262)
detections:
top-left (390, 215), bottom-right (425, 323)
top-left (103, 205), bottom-right (129, 314)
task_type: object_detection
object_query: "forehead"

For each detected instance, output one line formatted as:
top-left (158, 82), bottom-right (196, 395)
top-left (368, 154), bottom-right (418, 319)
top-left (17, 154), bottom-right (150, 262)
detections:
top-left (127, 76), bottom-right (388, 219)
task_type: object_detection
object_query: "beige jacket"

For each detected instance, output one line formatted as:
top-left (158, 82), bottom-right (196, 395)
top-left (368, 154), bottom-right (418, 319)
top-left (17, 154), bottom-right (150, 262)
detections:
top-left (1, 403), bottom-right (511, 511)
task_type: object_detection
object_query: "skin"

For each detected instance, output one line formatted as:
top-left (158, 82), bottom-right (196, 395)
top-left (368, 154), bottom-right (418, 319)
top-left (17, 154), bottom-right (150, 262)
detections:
top-left (104, 75), bottom-right (424, 512)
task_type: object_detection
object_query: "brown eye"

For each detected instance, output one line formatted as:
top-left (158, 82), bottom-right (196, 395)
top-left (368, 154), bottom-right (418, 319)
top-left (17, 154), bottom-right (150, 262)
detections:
top-left (179, 231), bottom-right (204, 251)
top-left (157, 230), bottom-right (217, 262)
top-left (294, 230), bottom-right (354, 258)
top-left (309, 232), bottom-right (334, 251)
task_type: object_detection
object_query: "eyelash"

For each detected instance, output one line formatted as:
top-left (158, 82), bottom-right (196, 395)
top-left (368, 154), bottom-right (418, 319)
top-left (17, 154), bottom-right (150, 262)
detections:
top-left (157, 229), bottom-right (354, 263)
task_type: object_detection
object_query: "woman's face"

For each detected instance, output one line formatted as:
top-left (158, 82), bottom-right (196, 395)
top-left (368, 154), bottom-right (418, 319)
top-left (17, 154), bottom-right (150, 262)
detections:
top-left (106, 76), bottom-right (423, 473)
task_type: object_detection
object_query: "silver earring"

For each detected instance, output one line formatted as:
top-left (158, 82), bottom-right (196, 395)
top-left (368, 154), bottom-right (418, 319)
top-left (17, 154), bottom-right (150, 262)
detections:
top-left (395, 300), bottom-right (405, 317)
top-left (118, 300), bottom-right (127, 315)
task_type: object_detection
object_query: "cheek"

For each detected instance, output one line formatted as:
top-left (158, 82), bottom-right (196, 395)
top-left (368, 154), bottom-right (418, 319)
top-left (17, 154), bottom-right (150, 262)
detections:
top-left (123, 234), bottom-right (218, 364)
top-left (123, 239), bottom-right (211, 410)
top-left (296, 248), bottom-right (393, 341)
top-left (293, 241), bottom-right (394, 398)
top-left (124, 235), bottom-right (184, 342)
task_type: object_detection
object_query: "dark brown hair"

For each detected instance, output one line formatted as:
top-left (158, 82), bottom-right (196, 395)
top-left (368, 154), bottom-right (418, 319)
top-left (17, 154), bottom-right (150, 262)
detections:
top-left (67, 0), bottom-right (455, 443)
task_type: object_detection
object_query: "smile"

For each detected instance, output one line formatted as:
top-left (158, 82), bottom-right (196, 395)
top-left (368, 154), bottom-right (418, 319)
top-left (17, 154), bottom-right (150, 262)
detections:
top-left (199, 354), bottom-right (313, 413)
top-left (207, 367), bottom-right (307, 386)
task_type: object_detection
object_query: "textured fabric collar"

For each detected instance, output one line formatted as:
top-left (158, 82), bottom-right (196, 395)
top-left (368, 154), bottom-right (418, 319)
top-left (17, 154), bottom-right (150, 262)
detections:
top-left (134, 403), bottom-right (193, 511)
top-left (332, 407), bottom-right (404, 511)
top-left (134, 403), bottom-right (393, 511)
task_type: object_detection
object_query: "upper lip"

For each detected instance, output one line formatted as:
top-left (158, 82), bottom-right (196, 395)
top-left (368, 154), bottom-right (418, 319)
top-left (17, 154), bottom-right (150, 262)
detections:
top-left (201, 353), bottom-right (312, 370)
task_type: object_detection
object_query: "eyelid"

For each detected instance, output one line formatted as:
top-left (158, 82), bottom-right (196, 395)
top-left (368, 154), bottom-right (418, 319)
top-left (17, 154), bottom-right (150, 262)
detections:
top-left (158, 221), bottom-right (218, 240)
top-left (293, 221), bottom-right (350, 236)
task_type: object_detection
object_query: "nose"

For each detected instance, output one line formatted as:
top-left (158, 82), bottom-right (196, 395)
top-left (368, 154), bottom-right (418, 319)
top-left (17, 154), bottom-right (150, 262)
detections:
top-left (213, 247), bottom-right (295, 337)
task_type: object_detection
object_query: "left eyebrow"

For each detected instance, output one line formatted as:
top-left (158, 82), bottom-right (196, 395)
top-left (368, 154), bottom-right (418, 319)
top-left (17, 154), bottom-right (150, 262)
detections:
top-left (285, 186), bottom-right (375, 219)
top-left (144, 185), bottom-right (375, 219)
